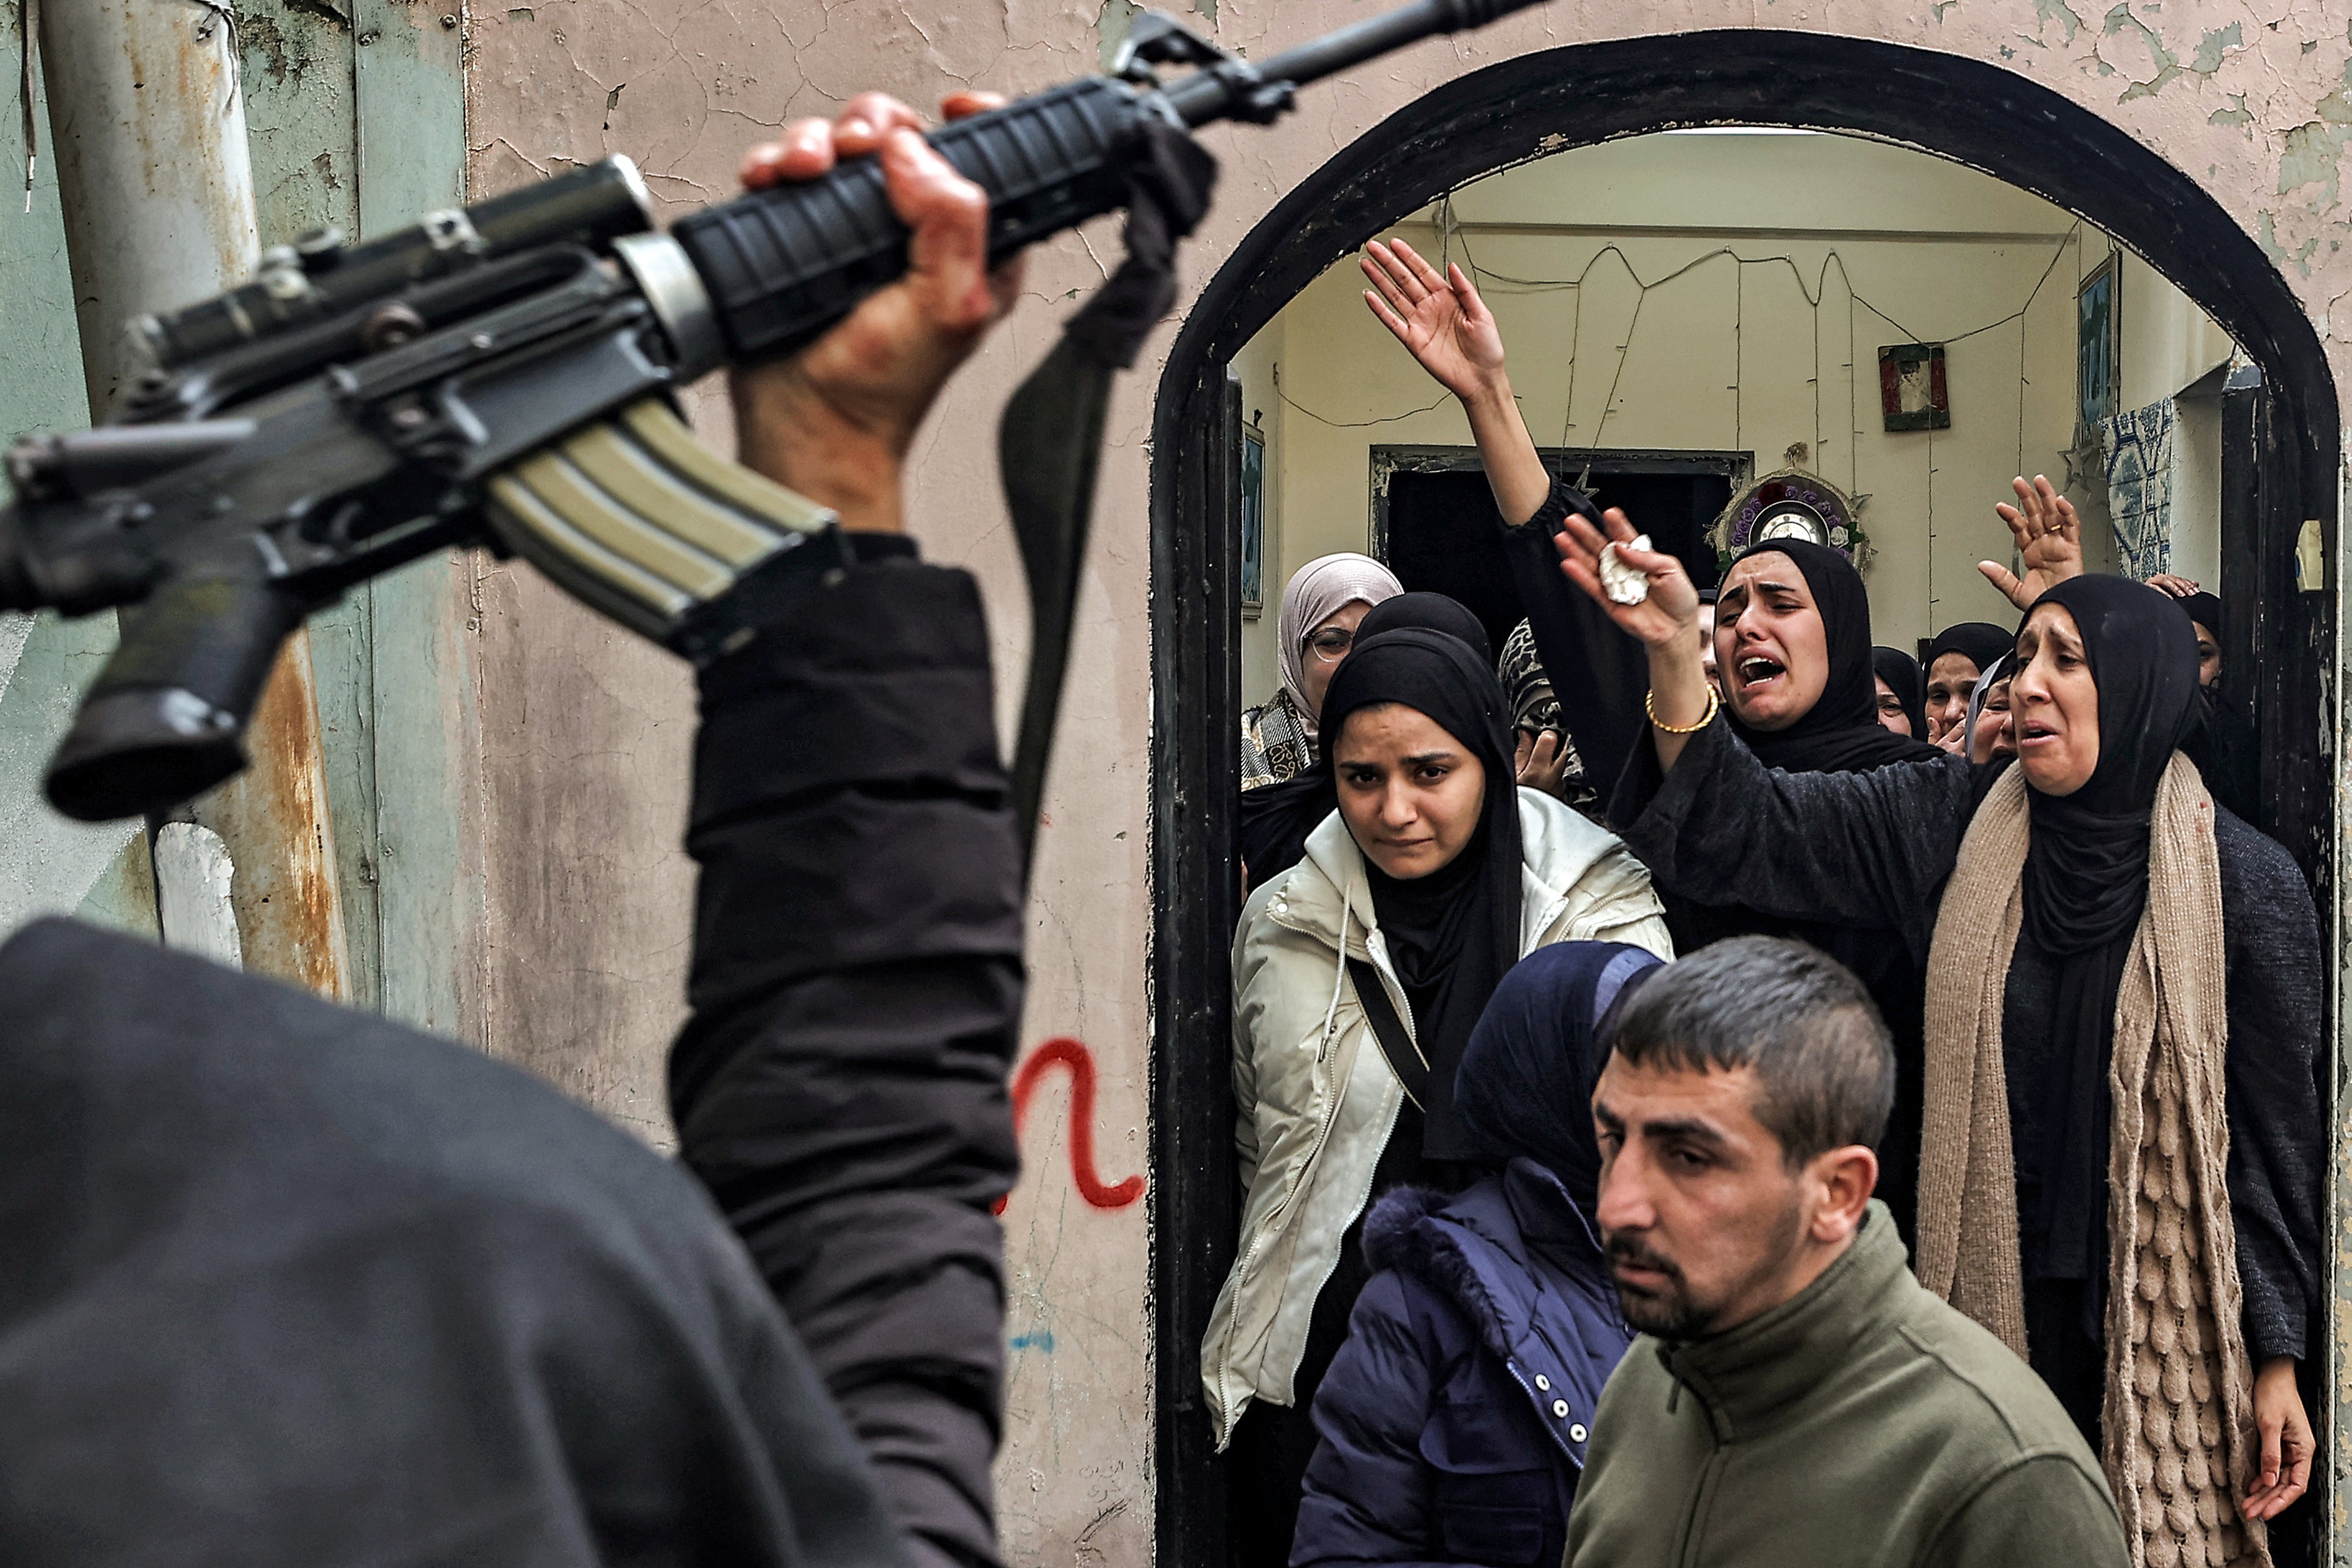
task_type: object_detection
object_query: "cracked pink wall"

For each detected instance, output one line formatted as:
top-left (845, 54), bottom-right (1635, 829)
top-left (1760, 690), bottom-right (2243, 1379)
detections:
top-left (462, 0), bottom-right (2351, 1559)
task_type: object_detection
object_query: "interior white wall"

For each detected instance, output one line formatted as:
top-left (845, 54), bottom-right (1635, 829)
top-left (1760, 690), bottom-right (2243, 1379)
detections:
top-left (1241, 131), bottom-right (2239, 708)
top-left (2118, 233), bottom-right (2234, 590)
top-left (1232, 322), bottom-right (1284, 697)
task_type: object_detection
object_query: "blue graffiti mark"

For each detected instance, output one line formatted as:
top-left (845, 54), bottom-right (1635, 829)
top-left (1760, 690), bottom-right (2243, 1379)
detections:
top-left (1008, 1331), bottom-right (1056, 1353)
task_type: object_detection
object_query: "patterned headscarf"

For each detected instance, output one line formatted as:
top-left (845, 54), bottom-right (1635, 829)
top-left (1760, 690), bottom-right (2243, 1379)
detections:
top-left (1277, 552), bottom-right (1402, 737)
top-left (1496, 619), bottom-right (1561, 734)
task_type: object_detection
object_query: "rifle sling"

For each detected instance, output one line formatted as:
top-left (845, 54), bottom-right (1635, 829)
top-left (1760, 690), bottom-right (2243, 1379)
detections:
top-left (996, 120), bottom-right (1217, 880)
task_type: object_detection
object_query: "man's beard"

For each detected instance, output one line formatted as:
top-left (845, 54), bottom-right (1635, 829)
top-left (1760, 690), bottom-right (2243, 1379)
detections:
top-left (1605, 1200), bottom-right (1808, 1340)
top-left (1605, 1233), bottom-right (1711, 1338)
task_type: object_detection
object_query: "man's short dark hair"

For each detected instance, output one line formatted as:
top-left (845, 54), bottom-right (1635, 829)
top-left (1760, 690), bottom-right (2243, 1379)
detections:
top-left (1607, 936), bottom-right (1893, 1167)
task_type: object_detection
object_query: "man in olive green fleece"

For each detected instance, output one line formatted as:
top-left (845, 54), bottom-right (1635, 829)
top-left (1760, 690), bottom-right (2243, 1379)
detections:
top-left (1566, 937), bottom-right (2128, 1568)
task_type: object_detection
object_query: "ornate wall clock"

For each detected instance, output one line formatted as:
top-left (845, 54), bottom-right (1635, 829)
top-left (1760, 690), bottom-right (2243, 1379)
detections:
top-left (1712, 469), bottom-right (1870, 578)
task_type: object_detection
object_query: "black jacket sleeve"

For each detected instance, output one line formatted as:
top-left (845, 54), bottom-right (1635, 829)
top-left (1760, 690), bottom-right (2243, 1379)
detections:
top-left (1609, 715), bottom-right (1978, 966)
top-left (2214, 812), bottom-right (2326, 1366)
top-left (1497, 481), bottom-right (1649, 794)
top-left (668, 542), bottom-right (1026, 1568)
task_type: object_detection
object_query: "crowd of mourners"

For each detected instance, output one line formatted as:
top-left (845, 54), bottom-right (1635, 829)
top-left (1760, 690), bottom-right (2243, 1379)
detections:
top-left (1212, 237), bottom-right (2321, 1568)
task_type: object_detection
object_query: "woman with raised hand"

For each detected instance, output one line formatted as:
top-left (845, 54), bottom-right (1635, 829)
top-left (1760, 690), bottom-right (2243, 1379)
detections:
top-left (1205, 622), bottom-right (1670, 1565)
top-left (1290, 942), bottom-right (1660, 1568)
top-left (1361, 234), bottom-right (1983, 1242)
top-left (1245, 554), bottom-right (1404, 790)
top-left (1551, 489), bottom-right (2324, 1567)
top-left (1358, 237), bottom-right (1649, 797)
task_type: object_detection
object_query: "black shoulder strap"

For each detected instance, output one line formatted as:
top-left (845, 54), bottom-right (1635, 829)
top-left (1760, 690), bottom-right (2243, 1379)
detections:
top-left (1346, 958), bottom-right (1428, 1110)
top-left (998, 123), bottom-right (1216, 879)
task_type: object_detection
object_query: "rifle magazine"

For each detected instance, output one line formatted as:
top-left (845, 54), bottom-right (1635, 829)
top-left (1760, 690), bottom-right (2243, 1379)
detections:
top-left (484, 397), bottom-right (848, 663)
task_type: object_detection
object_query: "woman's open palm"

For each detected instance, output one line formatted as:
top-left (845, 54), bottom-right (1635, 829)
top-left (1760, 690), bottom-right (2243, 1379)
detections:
top-left (1553, 506), bottom-right (1699, 649)
top-left (1980, 474), bottom-right (2084, 610)
top-left (1362, 238), bottom-right (1505, 400)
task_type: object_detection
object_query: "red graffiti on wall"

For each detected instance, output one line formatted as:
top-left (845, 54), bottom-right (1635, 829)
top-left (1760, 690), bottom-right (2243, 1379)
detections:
top-left (994, 1037), bottom-right (1145, 1215)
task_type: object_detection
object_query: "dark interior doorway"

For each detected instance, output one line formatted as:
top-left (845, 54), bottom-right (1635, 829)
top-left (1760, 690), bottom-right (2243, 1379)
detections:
top-left (1375, 447), bottom-right (1746, 657)
top-left (1148, 34), bottom-right (2339, 1568)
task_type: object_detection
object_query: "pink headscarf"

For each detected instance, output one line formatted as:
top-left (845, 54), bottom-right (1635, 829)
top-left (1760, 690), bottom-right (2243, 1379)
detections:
top-left (1278, 552), bottom-right (1403, 737)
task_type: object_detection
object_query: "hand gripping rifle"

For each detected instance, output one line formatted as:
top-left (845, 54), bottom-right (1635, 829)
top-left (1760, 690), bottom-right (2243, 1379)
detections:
top-left (0, 0), bottom-right (1539, 842)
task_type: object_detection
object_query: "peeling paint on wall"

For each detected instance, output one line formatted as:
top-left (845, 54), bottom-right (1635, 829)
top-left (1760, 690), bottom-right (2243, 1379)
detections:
top-left (2034, 0), bottom-right (2082, 47)
top-left (0, 25), bottom-right (148, 947)
top-left (1096, 0), bottom-right (1142, 70)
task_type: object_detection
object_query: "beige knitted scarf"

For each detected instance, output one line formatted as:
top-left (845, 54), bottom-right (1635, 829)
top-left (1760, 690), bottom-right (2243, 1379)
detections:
top-left (1916, 756), bottom-right (2267, 1568)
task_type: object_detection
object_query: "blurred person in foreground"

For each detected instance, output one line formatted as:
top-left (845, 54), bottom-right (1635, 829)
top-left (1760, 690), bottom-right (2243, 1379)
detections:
top-left (1566, 937), bottom-right (2128, 1568)
top-left (0, 92), bottom-right (1039, 1568)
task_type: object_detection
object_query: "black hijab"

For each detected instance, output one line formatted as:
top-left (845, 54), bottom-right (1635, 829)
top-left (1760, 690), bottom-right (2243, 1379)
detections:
top-left (2015, 575), bottom-right (2203, 1286)
top-left (1362, 591), bottom-right (1493, 665)
top-left (2168, 590), bottom-right (2256, 816)
top-left (1870, 646), bottom-right (1927, 741)
top-left (1723, 540), bottom-right (1941, 772)
top-left (1239, 593), bottom-right (1491, 886)
top-left (1924, 621), bottom-right (2016, 682)
top-left (1322, 626), bottom-right (1524, 1159)
top-left (1455, 942), bottom-right (1663, 1212)
top-left (2177, 591), bottom-right (2223, 643)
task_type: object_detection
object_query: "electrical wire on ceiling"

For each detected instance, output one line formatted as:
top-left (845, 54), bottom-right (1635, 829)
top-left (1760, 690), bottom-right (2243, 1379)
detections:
top-left (1276, 195), bottom-right (2087, 546)
top-left (1279, 195), bottom-right (2091, 616)
top-left (1270, 363), bottom-right (1449, 428)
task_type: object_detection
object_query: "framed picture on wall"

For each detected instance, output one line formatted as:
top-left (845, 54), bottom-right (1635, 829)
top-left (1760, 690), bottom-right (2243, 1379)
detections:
top-left (1877, 343), bottom-right (1950, 431)
top-left (1240, 420), bottom-right (1266, 618)
top-left (2077, 253), bottom-right (2120, 433)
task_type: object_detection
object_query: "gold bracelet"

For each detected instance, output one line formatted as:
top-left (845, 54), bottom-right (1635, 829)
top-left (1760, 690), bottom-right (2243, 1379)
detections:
top-left (1645, 685), bottom-right (1719, 735)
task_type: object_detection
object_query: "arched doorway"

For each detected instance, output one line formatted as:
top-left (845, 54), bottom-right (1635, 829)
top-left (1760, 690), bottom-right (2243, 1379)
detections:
top-left (1146, 30), bottom-right (2338, 1566)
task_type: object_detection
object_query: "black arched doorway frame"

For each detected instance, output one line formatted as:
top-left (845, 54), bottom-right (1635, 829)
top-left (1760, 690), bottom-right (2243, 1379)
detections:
top-left (1147, 31), bottom-right (2340, 1566)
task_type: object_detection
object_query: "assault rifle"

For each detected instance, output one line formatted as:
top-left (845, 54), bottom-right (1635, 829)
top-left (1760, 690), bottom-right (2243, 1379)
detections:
top-left (0, 0), bottom-right (1539, 824)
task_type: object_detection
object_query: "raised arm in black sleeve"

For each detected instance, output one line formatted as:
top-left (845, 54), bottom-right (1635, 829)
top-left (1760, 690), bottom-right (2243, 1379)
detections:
top-left (669, 539), bottom-right (1026, 1568)
top-left (1610, 715), bottom-right (1979, 966)
top-left (1496, 480), bottom-right (1650, 794)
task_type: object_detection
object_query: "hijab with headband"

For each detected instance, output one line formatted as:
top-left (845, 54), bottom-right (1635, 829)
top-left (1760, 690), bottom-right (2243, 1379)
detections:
top-left (1319, 625), bottom-right (1522, 1159)
top-left (1724, 540), bottom-right (1940, 773)
top-left (1278, 553), bottom-right (1404, 734)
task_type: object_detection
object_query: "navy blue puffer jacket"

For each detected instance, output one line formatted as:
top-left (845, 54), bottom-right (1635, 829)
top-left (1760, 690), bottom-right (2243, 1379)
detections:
top-left (1289, 1159), bottom-right (1633, 1568)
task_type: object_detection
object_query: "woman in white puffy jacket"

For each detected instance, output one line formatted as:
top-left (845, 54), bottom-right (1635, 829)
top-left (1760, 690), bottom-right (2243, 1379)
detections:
top-left (1205, 612), bottom-right (1671, 1561)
